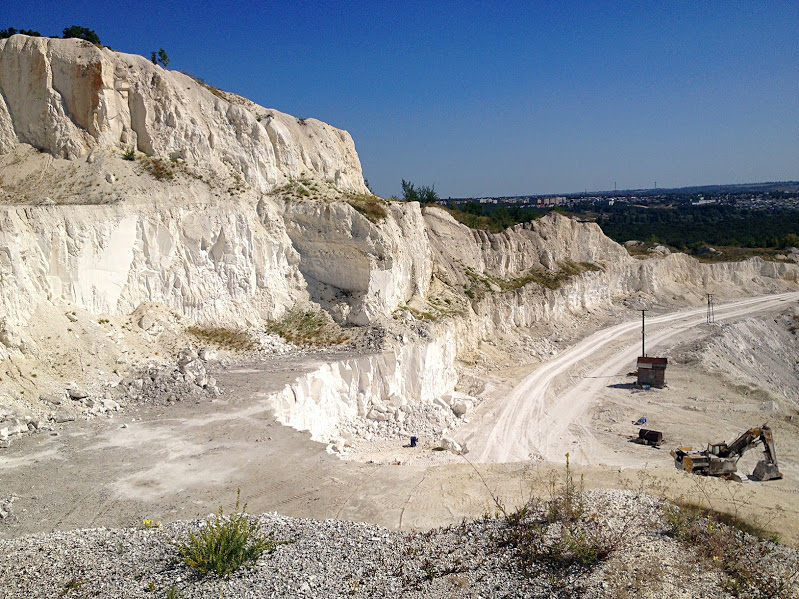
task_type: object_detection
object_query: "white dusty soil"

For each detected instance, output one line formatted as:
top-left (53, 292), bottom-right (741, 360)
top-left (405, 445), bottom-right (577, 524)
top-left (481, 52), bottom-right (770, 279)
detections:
top-left (3, 292), bottom-right (799, 547)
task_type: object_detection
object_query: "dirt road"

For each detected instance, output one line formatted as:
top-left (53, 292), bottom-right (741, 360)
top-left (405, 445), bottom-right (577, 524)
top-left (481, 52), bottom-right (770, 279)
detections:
top-left (460, 292), bottom-right (799, 464)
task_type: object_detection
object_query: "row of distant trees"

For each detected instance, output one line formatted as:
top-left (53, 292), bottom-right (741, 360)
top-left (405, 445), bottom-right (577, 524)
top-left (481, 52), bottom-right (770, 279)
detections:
top-left (577, 201), bottom-right (799, 249)
top-left (1, 25), bottom-right (101, 45)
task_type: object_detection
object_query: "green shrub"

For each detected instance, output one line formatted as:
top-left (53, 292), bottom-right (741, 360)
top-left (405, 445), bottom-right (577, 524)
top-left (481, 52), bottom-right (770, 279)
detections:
top-left (171, 490), bottom-right (289, 578)
top-left (62, 25), bottom-right (101, 45)
top-left (0, 27), bottom-right (42, 39)
top-left (122, 147), bottom-right (135, 161)
top-left (401, 179), bottom-right (439, 203)
top-left (445, 202), bottom-right (546, 232)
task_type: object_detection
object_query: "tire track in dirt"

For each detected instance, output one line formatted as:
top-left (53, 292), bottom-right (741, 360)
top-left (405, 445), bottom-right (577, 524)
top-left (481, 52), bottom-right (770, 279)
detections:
top-left (461, 292), bottom-right (799, 464)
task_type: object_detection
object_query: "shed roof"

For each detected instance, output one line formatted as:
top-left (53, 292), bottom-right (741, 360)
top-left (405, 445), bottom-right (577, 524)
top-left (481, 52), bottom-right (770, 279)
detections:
top-left (637, 356), bottom-right (668, 366)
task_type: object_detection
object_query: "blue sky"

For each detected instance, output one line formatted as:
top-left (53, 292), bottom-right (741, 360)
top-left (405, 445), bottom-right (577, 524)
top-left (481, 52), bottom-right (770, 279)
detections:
top-left (4, 1), bottom-right (798, 197)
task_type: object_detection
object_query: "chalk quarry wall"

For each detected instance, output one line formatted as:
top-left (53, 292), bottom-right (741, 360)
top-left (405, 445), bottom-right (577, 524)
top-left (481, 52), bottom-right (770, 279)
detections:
top-left (1, 197), bottom-right (798, 439)
top-left (1, 35), bottom-right (798, 440)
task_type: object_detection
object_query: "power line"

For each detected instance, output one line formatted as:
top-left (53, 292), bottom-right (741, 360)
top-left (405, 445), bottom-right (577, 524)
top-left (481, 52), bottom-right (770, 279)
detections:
top-left (706, 293), bottom-right (715, 324)
top-left (640, 309), bottom-right (648, 356)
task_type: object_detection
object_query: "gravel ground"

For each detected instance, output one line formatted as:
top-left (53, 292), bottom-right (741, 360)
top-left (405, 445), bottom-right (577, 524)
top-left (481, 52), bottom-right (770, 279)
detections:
top-left (3, 490), bottom-right (797, 599)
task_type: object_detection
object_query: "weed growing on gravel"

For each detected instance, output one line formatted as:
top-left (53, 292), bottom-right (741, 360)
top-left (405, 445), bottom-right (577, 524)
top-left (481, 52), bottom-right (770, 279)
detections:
top-left (463, 453), bottom-right (627, 578)
top-left (141, 518), bottom-right (162, 529)
top-left (186, 325), bottom-right (258, 351)
top-left (495, 455), bottom-right (628, 575)
top-left (59, 578), bottom-right (86, 596)
top-left (171, 490), bottom-right (291, 578)
top-left (665, 500), bottom-right (799, 598)
top-left (122, 147), bottom-right (135, 161)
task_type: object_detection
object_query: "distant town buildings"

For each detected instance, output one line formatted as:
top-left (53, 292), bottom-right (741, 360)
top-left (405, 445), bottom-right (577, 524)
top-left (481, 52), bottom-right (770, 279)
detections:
top-left (446, 186), bottom-right (799, 213)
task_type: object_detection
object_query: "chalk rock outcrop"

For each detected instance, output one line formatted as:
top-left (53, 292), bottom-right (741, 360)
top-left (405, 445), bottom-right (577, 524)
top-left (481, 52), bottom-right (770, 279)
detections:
top-left (283, 200), bottom-right (433, 325)
top-left (0, 34), bottom-right (368, 193)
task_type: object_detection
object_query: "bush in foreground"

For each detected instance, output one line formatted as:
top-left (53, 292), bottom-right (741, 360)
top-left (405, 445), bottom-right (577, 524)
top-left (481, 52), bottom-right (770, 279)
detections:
top-left (171, 490), bottom-right (289, 578)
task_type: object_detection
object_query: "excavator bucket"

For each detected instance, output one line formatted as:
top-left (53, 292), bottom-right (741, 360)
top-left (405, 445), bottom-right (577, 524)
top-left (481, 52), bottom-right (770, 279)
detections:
top-left (752, 460), bottom-right (782, 481)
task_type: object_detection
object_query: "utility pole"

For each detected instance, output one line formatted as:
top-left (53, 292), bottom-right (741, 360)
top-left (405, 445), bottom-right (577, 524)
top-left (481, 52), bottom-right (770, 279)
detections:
top-left (706, 293), bottom-right (715, 324)
top-left (640, 309), bottom-right (648, 357)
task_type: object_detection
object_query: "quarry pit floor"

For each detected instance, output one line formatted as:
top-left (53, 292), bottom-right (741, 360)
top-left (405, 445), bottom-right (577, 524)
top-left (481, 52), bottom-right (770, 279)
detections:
top-left (3, 293), bottom-right (799, 545)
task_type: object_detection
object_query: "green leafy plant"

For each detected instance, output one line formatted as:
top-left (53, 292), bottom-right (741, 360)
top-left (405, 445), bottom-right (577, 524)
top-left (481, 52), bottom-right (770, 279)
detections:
top-left (476, 454), bottom-right (628, 577)
top-left (401, 179), bottom-right (439, 203)
top-left (122, 147), bottom-right (135, 161)
top-left (150, 48), bottom-right (170, 67)
top-left (158, 48), bottom-right (170, 67)
top-left (171, 490), bottom-right (290, 578)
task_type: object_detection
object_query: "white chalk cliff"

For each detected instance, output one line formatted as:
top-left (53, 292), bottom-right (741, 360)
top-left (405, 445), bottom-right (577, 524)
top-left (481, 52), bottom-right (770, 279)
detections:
top-left (0, 35), bottom-right (368, 193)
top-left (1, 35), bottom-right (798, 442)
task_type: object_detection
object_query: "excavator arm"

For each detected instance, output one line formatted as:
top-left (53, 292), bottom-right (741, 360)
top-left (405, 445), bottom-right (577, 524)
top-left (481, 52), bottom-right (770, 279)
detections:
top-left (672, 424), bottom-right (782, 482)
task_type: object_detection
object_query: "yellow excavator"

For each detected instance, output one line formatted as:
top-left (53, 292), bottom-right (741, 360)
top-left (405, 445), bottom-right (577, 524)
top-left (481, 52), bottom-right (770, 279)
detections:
top-left (671, 425), bottom-right (783, 482)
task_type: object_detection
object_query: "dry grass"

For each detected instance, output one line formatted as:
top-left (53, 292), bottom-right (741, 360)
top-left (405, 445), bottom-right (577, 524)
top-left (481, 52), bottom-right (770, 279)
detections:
top-left (186, 325), bottom-right (258, 351)
top-left (345, 193), bottom-right (389, 223)
top-left (140, 156), bottom-right (175, 181)
top-left (465, 260), bottom-right (602, 299)
top-left (266, 309), bottom-right (349, 347)
top-left (664, 500), bottom-right (799, 597)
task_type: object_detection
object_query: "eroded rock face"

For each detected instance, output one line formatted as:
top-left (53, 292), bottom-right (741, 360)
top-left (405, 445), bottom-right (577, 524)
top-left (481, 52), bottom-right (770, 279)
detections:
top-left (0, 35), bottom-right (368, 193)
top-left (0, 197), bottom-right (306, 333)
top-left (283, 200), bottom-right (433, 325)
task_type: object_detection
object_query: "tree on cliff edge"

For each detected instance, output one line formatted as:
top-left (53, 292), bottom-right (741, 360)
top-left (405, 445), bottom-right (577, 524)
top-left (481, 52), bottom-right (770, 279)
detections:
top-left (401, 179), bottom-right (439, 203)
top-left (0, 28), bottom-right (42, 39)
top-left (63, 25), bottom-right (101, 45)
